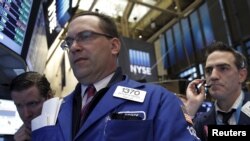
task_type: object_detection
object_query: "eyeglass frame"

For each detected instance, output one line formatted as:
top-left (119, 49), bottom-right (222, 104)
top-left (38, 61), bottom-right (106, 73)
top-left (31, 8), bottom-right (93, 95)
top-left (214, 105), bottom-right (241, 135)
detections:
top-left (61, 30), bottom-right (114, 50)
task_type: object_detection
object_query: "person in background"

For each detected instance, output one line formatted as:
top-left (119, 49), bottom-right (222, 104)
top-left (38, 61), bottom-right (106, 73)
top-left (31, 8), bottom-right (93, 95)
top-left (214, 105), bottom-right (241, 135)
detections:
top-left (31, 11), bottom-right (200, 141)
top-left (186, 41), bottom-right (250, 141)
top-left (10, 71), bottom-right (54, 141)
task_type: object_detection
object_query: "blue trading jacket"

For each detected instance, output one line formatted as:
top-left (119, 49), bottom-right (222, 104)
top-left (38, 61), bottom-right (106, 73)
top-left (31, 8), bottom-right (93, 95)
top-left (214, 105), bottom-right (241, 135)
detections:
top-left (32, 76), bottom-right (200, 141)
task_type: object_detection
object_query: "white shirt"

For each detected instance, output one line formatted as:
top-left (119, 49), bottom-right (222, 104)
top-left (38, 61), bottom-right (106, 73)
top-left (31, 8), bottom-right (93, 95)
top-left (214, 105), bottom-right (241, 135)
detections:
top-left (80, 72), bottom-right (115, 107)
top-left (215, 91), bottom-right (244, 125)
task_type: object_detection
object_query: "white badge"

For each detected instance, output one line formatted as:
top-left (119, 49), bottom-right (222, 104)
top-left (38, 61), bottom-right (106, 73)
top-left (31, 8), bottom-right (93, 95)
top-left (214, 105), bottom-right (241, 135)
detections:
top-left (113, 86), bottom-right (146, 103)
top-left (241, 101), bottom-right (250, 118)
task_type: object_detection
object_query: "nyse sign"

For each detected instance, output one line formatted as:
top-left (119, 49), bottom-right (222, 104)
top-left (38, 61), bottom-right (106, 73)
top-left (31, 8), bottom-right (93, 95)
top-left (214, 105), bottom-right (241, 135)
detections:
top-left (129, 49), bottom-right (152, 76)
top-left (130, 65), bottom-right (151, 75)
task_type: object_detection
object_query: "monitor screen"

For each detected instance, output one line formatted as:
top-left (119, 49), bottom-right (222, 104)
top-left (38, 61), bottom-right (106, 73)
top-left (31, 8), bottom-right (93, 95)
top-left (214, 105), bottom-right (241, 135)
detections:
top-left (199, 2), bottom-right (214, 46)
top-left (173, 22), bottom-right (184, 62)
top-left (0, 99), bottom-right (23, 135)
top-left (43, 0), bottom-right (71, 47)
top-left (0, 0), bottom-right (34, 55)
top-left (166, 29), bottom-right (176, 66)
top-left (25, 2), bottom-right (48, 73)
top-left (181, 17), bottom-right (195, 64)
top-left (190, 11), bottom-right (204, 51)
top-left (56, 0), bottom-right (71, 27)
top-left (160, 34), bottom-right (169, 69)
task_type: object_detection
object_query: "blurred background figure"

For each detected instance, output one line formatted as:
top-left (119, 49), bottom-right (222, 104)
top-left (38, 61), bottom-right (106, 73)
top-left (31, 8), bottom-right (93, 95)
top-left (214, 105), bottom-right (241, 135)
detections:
top-left (10, 72), bottom-right (54, 141)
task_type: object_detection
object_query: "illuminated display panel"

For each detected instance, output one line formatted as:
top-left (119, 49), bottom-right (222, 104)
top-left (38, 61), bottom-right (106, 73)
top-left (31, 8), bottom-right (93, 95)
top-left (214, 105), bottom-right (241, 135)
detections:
top-left (199, 2), bottom-right (214, 46)
top-left (0, 0), bottom-right (33, 55)
top-left (166, 29), bottom-right (176, 66)
top-left (190, 11), bottom-right (204, 51)
top-left (129, 49), bottom-right (150, 67)
top-left (160, 35), bottom-right (169, 69)
top-left (44, 0), bottom-right (71, 47)
top-left (120, 37), bottom-right (158, 82)
top-left (181, 17), bottom-right (194, 63)
top-left (56, 0), bottom-right (70, 27)
top-left (173, 22), bottom-right (185, 64)
top-left (26, 1), bottom-right (48, 72)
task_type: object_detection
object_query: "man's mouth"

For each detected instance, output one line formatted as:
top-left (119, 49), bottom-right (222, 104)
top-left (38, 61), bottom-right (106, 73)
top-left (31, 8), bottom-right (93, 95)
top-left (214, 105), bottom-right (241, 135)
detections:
top-left (74, 57), bottom-right (87, 63)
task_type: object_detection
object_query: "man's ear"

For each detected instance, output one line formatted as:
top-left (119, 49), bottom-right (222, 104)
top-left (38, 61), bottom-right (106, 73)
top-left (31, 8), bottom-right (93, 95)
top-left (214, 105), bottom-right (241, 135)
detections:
top-left (110, 38), bottom-right (121, 56)
top-left (239, 68), bottom-right (248, 83)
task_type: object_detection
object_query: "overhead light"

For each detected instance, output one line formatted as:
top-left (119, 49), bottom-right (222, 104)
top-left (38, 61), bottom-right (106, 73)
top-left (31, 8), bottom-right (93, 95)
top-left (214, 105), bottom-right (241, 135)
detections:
top-left (133, 17), bottom-right (138, 21)
top-left (79, 0), bottom-right (128, 18)
top-left (78, 0), bottom-right (94, 10)
top-left (174, 6), bottom-right (178, 10)
top-left (128, 4), bottom-right (149, 23)
top-left (128, 0), bottom-right (157, 23)
top-left (150, 22), bottom-right (156, 29)
top-left (95, 8), bottom-right (99, 12)
top-left (78, 0), bottom-right (157, 23)
top-left (72, 0), bottom-right (78, 8)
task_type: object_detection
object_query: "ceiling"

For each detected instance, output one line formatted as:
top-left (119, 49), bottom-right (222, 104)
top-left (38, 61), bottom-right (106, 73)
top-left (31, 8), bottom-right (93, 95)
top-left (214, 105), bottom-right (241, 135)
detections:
top-left (0, 0), bottom-right (203, 98)
top-left (74, 0), bottom-right (203, 42)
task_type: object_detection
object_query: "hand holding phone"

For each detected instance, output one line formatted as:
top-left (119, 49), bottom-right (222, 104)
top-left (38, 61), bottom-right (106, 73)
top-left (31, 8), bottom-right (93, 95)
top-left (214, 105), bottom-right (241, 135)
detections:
top-left (195, 80), bottom-right (206, 94)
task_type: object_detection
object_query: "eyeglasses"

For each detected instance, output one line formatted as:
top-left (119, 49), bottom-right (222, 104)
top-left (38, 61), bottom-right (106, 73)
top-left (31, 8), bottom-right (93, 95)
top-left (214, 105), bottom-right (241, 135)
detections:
top-left (61, 30), bottom-right (114, 50)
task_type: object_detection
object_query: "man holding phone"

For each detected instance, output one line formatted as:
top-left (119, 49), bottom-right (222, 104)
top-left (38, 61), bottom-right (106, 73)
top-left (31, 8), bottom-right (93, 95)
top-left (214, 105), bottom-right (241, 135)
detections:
top-left (186, 41), bottom-right (250, 141)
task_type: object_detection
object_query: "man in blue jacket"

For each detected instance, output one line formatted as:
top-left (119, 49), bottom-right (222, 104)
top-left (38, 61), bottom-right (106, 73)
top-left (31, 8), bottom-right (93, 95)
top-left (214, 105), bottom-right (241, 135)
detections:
top-left (32, 11), bottom-right (199, 141)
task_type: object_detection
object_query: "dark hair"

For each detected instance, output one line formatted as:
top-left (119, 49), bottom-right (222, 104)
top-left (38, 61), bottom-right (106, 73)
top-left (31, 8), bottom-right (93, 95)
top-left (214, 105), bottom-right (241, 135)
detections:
top-left (205, 41), bottom-right (247, 70)
top-left (71, 11), bottom-right (119, 39)
top-left (10, 72), bottom-right (54, 98)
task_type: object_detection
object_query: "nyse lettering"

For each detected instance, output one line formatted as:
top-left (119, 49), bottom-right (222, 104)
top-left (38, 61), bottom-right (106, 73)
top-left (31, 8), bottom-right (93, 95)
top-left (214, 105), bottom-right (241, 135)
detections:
top-left (130, 65), bottom-right (151, 75)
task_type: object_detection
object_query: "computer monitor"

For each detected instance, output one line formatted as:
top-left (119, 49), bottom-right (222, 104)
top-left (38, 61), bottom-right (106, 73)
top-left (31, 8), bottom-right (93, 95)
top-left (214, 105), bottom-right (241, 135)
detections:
top-left (0, 0), bottom-right (35, 55)
top-left (0, 99), bottom-right (22, 135)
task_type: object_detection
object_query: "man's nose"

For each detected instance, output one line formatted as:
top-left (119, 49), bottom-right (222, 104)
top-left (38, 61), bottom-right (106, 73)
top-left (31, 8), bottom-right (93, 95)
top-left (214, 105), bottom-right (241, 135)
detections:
top-left (22, 106), bottom-right (32, 118)
top-left (70, 40), bottom-right (82, 52)
top-left (210, 68), bottom-right (219, 80)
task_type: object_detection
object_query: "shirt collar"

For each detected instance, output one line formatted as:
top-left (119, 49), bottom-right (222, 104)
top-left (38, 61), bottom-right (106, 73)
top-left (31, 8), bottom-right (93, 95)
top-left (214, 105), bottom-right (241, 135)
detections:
top-left (215, 91), bottom-right (244, 112)
top-left (81, 72), bottom-right (115, 97)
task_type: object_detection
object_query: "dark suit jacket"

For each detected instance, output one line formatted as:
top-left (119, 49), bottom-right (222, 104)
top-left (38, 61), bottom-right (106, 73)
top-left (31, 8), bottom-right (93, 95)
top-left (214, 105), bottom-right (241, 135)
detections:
top-left (193, 92), bottom-right (250, 141)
